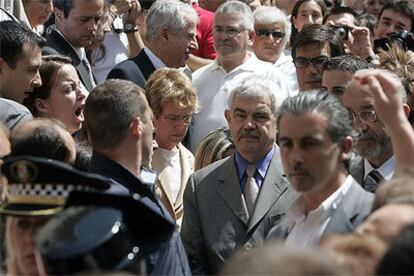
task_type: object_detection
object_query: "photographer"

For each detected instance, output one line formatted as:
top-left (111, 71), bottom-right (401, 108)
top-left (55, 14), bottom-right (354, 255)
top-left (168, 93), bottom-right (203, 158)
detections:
top-left (373, 0), bottom-right (414, 41)
top-left (324, 6), bottom-right (378, 63)
top-left (372, 0), bottom-right (414, 53)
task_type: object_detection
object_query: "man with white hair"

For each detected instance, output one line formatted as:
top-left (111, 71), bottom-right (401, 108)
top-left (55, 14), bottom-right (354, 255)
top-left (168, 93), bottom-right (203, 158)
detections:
top-left (107, 0), bottom-right (199, 88)
top-left (253, 5), bottom-right (299, 95)
top-left (190, 1), bottom-right (293, 153)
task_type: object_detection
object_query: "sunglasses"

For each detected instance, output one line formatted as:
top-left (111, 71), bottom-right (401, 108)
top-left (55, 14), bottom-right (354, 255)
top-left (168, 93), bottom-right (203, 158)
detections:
top-left (255, 30), bottom-right (285, 39)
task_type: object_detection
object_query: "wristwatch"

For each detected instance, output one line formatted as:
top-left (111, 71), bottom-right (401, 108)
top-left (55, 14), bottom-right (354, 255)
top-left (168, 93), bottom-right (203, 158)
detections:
top-left (124, 23), bottom-right (138, 34)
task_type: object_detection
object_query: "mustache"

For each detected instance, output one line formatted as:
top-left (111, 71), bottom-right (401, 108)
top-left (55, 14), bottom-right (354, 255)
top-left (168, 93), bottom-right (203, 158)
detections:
top-left (356, 130), bottom-right (377, 141)
top-left (240, 130), bottom-right (260, 139)
top-left (288, 163), bottom-right (308, 176)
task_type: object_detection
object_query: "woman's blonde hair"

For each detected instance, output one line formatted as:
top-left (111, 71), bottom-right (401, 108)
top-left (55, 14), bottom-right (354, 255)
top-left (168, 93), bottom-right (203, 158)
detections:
top-left (145, 68), bottom-right (199, 117)
top-left (194, 128), bottom-right (235, 170)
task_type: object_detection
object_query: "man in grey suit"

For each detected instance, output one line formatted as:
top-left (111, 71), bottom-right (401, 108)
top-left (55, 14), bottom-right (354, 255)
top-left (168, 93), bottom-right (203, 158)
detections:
top-left (181, 76), bottom-right (298, 274)
top-left (267, 90), bottom-right (373, 248)
top-left (344, 75), bottom-right (410, 192)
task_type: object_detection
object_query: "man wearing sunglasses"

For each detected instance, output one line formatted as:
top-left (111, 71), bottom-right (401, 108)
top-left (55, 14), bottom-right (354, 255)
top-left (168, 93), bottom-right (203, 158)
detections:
top-left (343, 71), bottom-right (410, 192)
top-left (253, 6), bottom-right (299, 95)
top-left (292, 24), bottom-right (344, 92)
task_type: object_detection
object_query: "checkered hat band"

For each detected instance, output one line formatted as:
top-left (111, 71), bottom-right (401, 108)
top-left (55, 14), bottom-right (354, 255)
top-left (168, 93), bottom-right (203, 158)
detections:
top-left (7, 183), bottom-right (95, 201)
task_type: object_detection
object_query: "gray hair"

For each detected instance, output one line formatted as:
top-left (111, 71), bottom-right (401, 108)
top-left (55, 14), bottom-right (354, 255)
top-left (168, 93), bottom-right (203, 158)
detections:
top-left (228, 76), bottom-right (278, 116)
top-left (253, 6), bottom-right (291, 45)
top-left (146, 0), bottom-right (199, 43)
top-left (215, 0), bottom-right (254, 31)
top-left (277, 89), bottom-right (356, 143)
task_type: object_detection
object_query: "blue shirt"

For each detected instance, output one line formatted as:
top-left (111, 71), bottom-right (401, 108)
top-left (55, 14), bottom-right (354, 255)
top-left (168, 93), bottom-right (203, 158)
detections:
top-left (235, 146), bottom-right (275, 191)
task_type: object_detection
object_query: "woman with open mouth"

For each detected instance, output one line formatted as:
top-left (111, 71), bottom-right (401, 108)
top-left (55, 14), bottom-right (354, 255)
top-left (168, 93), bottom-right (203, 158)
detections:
top-left (24, 55), bottom-right (88, 135)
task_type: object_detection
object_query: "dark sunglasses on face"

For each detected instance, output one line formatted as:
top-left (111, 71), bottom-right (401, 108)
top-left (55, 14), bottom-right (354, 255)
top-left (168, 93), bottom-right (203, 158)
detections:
top-left (255, 29), bottom-right (285, 39)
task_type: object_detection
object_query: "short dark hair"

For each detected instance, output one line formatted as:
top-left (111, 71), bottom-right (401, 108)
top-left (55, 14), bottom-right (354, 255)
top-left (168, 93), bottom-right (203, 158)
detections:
top-left (0, 21), bottom-right (44, 69)
top-left (53, 0), bottom-right (75, 18)
top-left (10, 118), bottom-right (74, 163)
top-left (323, 6), bottom-right (361, 26)
top-left (377, 0), bottom-right (414, 33)
top-left (277, 89), bottom-right (356, 144)
top-left (323, 55), bottom-right (373, 73)
top-left (292, 24), bottom-right (345, 59)
top-left (84, 79), bottom-right (149, 150)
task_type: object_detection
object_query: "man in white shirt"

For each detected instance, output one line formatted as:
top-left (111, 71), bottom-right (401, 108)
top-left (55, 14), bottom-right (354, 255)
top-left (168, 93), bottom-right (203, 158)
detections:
top-left (190, 0), bottom-right (292, 153)
top-left (344, 73), bottom-right (411, 192)
top-left (267, 89), bottom-right (373, 248)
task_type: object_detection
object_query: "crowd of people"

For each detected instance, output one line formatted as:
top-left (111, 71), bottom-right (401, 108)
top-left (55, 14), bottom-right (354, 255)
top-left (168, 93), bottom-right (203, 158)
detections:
top-left (1, 0), bottom-right (414, 275)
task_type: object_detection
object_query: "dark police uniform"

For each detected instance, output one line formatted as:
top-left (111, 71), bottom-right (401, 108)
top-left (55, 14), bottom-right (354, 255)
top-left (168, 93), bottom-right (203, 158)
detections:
top-left (89, 151), bottom-right (191, 275)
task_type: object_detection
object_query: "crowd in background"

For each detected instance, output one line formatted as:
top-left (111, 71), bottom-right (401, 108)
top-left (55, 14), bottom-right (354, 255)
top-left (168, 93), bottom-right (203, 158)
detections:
top-left (1, 0), bottom-right (414, 275)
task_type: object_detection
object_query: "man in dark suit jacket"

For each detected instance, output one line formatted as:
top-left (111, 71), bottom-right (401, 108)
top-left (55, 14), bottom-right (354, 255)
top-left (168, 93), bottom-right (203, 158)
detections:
top-left (42, 0), bottom-right (104, 92)
top-left (84, 79), bottom-right (191, 275)
top-left (107, 0), bottom-right (199, 87)
top-left (267, 90), bottom-right (373, 248)
top-left (181, 77), bottom-right (298, 274)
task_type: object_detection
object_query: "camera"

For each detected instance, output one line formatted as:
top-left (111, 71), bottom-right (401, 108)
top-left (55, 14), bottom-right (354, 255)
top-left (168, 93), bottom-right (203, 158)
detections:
top-left (332, 26), bottom-right (350, 41)
top-left (374, 31), bottom-right (414, 52)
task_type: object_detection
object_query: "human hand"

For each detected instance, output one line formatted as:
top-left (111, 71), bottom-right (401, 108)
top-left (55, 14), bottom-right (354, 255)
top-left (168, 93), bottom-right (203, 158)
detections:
top-left (346, 26), bottom-right (376, 61)
top-left (353, 69), bottom-right (405, 125)
top-left (122, 0), bottom-right (141, 25)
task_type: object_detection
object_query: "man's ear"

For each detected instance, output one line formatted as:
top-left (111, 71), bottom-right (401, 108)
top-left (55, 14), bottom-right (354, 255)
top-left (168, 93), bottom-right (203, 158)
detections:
top-left (34, 98), bottom-right (49, 114)
top-left (403, 103), bottom-right (411, 118)
top-left (0, 58), bottom-right (4, 74)
top-left (131, 117), bottom-right (143, 138)
top-left (160, 27), bottom-right (169, 44)
top-left (54, 8), bottom-right (63, 25)
top-left (339, 136), bottom-right (353, 160)
top-left (247, 30), bottom-right (254, 46)
top-left (225, 109), bottom-right (231, 125)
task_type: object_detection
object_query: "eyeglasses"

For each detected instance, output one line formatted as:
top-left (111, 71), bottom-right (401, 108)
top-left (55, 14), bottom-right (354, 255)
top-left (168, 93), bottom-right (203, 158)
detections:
top-left (255, 29), bottom-right (285, 39)
top-left (214, 26), bottom-right (246, 38)
top-left (349, 108), bottom-right (378, 123)
top-left (163, 114), bottom-right (193, 126)
top-left (293, 56), bottom-right (330, 68)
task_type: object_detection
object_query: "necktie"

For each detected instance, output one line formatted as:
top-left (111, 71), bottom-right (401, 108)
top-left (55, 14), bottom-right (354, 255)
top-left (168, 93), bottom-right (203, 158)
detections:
top-left (81, 58), bottom-right (96, 88)
top-left (363, 170), bottom-right (384, 193)
top-left (244, 164), bottom-right (259, 216)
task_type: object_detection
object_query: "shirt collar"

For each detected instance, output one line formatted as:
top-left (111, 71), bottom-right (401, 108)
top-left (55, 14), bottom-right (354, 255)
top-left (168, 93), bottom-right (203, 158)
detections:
top-left (235, 146), bottom-right (275, 181)
top-left (56, 29), bottom-right (85, 60)
top-left (287, 175), bottom-right (354, 225)
top-left (212, 52), bottom-right (258, 74)
top-left (144, 47), bottom-right (167, 69)
top-left (364, 155), bottom-right (395, 181)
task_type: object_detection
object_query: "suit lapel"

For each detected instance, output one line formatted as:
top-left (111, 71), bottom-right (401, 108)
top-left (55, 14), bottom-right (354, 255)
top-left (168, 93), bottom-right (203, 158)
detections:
top-left (349, 154), bottom-right (364, 185)
top-left (175, 144), bottom-right (194, 210)
top-left (218, 156), bottom-right (249, 226)
top-left (45, 30), bottom-right (94, 91)
top-left (134, 50), bottom-right (156, 80)
top-left (247, 148), bottom-right (288, 232)
top-left (151, 150), bottom-right (174, 210)
top-left (324, 181), bottom-right (362, 235)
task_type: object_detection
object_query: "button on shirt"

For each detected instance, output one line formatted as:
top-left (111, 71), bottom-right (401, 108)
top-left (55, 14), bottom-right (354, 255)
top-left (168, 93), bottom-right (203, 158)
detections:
top-left (286, 175), bottom-right (354, 248)
top-left (364, 155), bottom-right (395, 181)
top-left (235, 147), bottom-right (275, 192)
